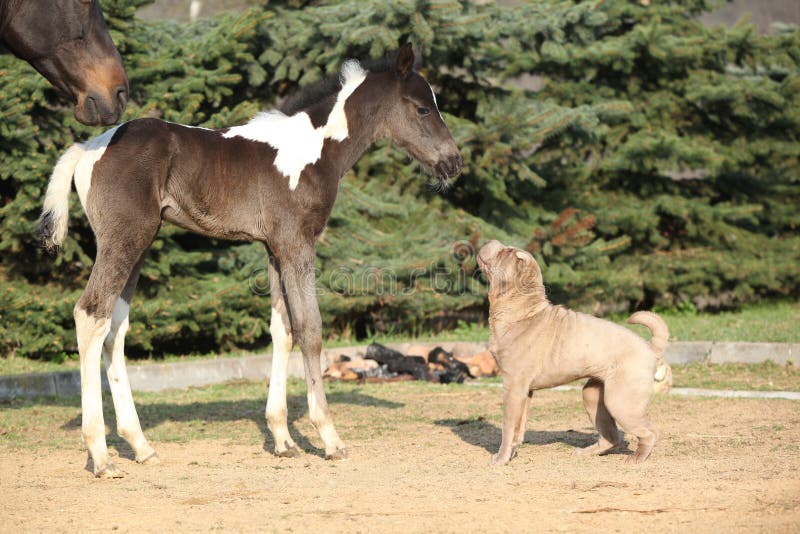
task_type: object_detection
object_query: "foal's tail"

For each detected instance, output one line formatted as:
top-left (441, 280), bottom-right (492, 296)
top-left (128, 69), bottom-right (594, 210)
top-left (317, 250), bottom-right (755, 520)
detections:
top-left (37, 143), bottom-right (86, 253)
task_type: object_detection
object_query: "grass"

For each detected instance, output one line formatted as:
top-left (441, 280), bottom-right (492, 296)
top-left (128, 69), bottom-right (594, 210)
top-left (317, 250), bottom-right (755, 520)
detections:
top-left (672, 361), bottom-right (800, 391)
top-left (627, 300), bottom-right (800, 343)
top-left (1, 300), bottom-right (797, 377)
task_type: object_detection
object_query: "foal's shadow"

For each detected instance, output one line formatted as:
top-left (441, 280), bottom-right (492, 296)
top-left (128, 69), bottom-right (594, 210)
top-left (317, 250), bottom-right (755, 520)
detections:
top-left (60, 388), bottom-right (403, 460)
top-left (434, 417), bottom-right (620, 455)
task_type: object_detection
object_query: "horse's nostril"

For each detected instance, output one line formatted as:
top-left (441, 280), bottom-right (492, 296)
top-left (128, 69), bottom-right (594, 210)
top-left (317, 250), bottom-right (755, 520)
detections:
top-left (449, 155), bottom-right (462, 176)
top-left (83, 95), bottom-right (98, 118)
top-left (115, 85), bottom-right (128, 109)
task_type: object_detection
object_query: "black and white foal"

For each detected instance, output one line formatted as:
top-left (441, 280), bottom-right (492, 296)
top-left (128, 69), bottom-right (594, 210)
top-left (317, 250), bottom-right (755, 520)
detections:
top-left (38, 44), bottom-right (462, 477)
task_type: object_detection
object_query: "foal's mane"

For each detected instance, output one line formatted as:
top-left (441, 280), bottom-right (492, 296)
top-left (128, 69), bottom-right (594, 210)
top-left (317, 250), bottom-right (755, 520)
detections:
top-left (278, 52), bottom-right (401, 116)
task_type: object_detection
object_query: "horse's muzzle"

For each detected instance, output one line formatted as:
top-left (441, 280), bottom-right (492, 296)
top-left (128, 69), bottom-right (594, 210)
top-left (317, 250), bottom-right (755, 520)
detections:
top-left (435, 153), bottom-right (463, 179)
top-left (75, 85), bottom-right (128, 126)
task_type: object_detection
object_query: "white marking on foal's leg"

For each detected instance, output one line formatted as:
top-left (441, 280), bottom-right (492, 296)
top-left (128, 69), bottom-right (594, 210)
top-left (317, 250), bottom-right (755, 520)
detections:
top-left (303, 356), bottom-right (346, 459)
top-left (75, 307), bottom-right (119, 477)
top-left (102, 299), bottom-right (158, 465)
top-left (74, 125), bottom-right (121, 209)
top-left (308, 384), bottom-right (346, 458)
top-left (265, 307), bottom-right (299, 456)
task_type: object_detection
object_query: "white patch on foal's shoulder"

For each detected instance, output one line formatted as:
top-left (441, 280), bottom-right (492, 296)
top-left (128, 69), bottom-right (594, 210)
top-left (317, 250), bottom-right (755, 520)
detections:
top-left (74, 125), bottom-right (122, 209)
top-left (222, 61), bottom-right (367, 190)
top-left (223, 111), bottom-right (325, 190)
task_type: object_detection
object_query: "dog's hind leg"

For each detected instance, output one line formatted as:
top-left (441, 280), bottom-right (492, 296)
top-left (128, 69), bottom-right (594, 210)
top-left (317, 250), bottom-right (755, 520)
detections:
top-left (603, 380), bottom-right (658, 463)
top-left (575, 378), bottom-right (621, 456)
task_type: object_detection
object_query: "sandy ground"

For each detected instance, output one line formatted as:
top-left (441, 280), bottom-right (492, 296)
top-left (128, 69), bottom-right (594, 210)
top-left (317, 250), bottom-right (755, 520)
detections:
top-left (1, 385), bottom-right (799, 532)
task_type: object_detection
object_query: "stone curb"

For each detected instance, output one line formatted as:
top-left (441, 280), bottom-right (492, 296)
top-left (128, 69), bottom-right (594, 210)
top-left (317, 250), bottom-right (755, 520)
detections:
top-left (476, 383), bottom-right (800, 401)
top-left (1, 341), bottom-right (797, 400)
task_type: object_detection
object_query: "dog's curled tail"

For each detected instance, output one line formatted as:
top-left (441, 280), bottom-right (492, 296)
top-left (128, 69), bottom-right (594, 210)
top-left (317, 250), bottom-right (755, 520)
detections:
top-left (628, 311), bottom-right (672, 392)
top-left (628, 311), bottom-right (669, 358)
top-left (37, 143), bottom-right (86, 254)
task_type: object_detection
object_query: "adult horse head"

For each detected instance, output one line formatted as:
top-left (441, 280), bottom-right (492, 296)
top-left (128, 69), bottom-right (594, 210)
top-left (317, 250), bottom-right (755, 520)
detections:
top-left (0, 0), bottom-right (128, 126)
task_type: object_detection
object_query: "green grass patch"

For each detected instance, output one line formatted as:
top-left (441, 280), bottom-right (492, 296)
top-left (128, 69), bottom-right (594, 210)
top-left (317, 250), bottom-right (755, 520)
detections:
top-left (672, 361), bottom-right (800, 391)
top-left (630, 300), bottom-right (800, 343)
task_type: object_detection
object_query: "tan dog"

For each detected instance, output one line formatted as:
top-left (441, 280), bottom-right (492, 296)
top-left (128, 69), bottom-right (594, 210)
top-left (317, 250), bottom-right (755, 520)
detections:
top-left (477, 240), bottom-right (669, 465)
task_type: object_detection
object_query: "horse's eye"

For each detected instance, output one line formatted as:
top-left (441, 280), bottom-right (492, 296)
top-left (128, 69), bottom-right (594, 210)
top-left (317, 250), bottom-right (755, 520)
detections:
top-left (417, 106), bottom-right (431, 116)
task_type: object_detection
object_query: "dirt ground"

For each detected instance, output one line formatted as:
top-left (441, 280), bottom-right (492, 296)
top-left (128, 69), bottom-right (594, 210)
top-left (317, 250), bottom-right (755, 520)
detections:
top-left (1, 382), bottom-right (799, 532)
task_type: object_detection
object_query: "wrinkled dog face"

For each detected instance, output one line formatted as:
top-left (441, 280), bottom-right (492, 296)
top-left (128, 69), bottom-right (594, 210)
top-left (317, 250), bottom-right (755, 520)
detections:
top-left (477, 240), bottom-right (543, 297)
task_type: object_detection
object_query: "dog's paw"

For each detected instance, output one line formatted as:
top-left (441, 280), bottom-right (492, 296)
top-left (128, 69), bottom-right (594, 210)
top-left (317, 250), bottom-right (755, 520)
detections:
top-left (490, 452), bottom-right (510, 466)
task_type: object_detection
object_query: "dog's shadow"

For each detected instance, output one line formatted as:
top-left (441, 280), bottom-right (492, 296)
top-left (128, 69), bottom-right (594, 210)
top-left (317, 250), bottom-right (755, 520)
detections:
top-left (434, 417), bottom-right (631, 455)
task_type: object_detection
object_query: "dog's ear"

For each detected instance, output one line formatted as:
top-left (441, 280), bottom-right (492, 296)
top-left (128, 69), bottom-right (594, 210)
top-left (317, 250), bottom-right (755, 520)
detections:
top-left (515, 250), bottom-right (533, 263)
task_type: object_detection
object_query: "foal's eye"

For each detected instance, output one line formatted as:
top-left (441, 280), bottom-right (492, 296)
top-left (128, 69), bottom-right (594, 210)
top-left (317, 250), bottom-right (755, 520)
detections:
top-left (417, 106), bottom-right (431, 116)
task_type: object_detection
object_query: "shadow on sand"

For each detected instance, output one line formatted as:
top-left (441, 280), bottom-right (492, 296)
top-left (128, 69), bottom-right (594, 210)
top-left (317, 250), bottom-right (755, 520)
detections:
top-left (434, 417), bottom-right (632, 457)
top-left (44, 389), bottom-right (404, 461)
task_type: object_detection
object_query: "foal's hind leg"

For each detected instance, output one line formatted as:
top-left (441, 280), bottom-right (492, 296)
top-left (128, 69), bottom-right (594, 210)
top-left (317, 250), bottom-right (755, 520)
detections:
top-left (102, 253), bottom-right (159, 465)
top-left (280, 248), bottom-right (347, 459)
top-left (575, 378), bottom-right (621, 457)
top-left (264, 254), bottom-right (300, 458)
top-left (77, 247), bottom-right (148, 477)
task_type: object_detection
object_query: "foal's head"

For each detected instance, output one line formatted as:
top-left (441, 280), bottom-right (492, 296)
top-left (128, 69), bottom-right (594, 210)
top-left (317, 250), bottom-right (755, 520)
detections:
top-left (375, 44), bottom-right (462, 184)
top-left (1, 0), bottom-right (128, 126)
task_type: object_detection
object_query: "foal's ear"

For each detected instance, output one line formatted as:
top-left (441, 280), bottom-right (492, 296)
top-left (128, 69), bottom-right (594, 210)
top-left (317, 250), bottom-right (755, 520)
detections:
top-left (395, 43), bottom-right (414, 79)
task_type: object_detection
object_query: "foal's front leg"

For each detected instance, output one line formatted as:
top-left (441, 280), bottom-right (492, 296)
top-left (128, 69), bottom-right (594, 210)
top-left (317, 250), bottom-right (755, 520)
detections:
top-left (281, 252), bottom-right (347, 459)
top-left (265, 255), bottom-right (301, 457)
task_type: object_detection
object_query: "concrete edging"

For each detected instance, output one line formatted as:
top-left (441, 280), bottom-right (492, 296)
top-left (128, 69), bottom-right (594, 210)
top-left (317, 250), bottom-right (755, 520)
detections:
top-left (1, 340), bottom-right (798, 400)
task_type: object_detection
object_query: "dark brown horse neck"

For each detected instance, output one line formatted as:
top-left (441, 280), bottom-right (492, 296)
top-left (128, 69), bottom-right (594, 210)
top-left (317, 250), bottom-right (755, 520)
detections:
top-left (310, 75), bottom-right (390, 181)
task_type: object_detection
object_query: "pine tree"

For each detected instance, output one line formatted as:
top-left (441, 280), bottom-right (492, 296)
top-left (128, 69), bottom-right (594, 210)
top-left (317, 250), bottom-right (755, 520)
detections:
top-left (1, 0), bottom-right (797, 359)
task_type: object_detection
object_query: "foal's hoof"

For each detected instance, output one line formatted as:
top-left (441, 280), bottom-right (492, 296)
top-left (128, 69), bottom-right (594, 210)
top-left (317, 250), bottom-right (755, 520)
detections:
top-left (325, 447), bottom-right (348, 461)
top-left (276, 445), bottom-right (301, 458)
top-left (95, 462), bottom-right (124, 479)
top-left (137, 451), bottom-right (161, 465)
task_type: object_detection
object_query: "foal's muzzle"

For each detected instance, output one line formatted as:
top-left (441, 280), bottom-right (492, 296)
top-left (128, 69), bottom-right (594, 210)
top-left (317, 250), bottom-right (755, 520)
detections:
top-left (435, 153), bottom-right (463, 180)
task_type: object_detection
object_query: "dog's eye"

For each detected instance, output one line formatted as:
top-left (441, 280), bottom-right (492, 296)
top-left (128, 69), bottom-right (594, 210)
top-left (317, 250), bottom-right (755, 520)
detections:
top-left (417, 106), bottom-right (431, 116)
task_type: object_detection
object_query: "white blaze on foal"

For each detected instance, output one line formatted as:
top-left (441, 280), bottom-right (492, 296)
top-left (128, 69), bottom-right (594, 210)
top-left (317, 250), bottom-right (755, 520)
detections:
top-left (223, 60), bottom-right (367, 190)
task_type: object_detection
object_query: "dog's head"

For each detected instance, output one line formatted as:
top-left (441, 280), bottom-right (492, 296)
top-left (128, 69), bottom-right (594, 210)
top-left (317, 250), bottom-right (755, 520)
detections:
top-left (477, 240), bottom-right (544, 299)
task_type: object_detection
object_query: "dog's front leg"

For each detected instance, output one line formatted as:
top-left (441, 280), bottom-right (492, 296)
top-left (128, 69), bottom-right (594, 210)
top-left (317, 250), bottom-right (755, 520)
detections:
top-left (491, 378), bottom-right (529, 466)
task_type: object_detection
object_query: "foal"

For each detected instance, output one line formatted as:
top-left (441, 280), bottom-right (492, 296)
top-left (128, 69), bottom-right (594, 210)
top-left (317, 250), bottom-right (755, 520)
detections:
top-left (38, 44), bottom-right (462, 477)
